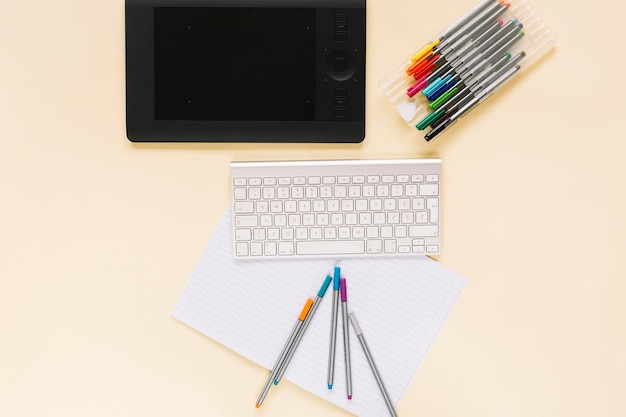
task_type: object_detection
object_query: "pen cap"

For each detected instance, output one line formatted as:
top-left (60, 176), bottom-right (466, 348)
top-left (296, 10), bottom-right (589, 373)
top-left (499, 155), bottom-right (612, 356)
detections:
top-left (299, 298), bottom-right (314, 321)
top-left (340, 278), bottom-right (347, 302)
top-left (333, 266), bottom-right (341, 290)
top-left (348, 313), bottom-right (363, 335)
top-left (318, 274), bottom-right (333, 297)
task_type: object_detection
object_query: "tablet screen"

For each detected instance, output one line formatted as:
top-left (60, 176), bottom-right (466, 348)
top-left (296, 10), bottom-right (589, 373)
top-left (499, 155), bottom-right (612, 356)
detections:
top-left (154, 8), bottom-right (316, 121)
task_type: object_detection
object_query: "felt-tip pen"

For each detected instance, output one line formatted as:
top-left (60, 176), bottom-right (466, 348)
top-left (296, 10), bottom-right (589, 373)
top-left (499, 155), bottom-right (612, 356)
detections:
top-left (341, 278), bottom-right (352, 400)
top-left (255, 297), bottom-right (314, 408)
top-left (327, 266), bottom-right (341, 389)
top-left (349, 312), bottom-right (398, 417)
top-left (425, 64), bottom-right (521, 141)
top-left (273, 274), bottom-right (332, 385)
top-left (409, 0), bottom-right (501, 63)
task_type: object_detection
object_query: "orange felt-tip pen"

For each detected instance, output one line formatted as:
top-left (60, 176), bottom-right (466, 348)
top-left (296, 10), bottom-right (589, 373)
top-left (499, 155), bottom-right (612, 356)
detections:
top-left (255, 297), bottom-right (314, 408)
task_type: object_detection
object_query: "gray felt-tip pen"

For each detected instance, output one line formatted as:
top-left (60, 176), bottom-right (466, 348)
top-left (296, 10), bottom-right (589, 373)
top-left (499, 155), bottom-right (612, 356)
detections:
top-left (341, 278), bottom-right (352, 399)
top-left (349, 312), bottom-right (398, 417)
top-left (327, 266), bottom-right (341, 389)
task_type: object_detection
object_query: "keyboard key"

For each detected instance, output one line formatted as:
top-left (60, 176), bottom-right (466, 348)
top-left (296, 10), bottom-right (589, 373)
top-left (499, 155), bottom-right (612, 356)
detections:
top-left (256, 201), bottom-right (269, 213)
top-left (279, 241), bottom-right (295, 255)
top-left (284, 201), bottom-right (297, 213)
top-left (409, 225), bottom-right (438, 237)
top-left (292, 186), bottom-right (304, 199)
top-left (262, 187), bottom-right (275, 199)
top-left (406, 184), bottom-right (418, 197)
top-left (248, 187), bottom-right (261, 199)
top-left (415, 211), bottom-right (428, 223)
top-left (234, 201), bottom-right (254, 213)
top-left (352, 226), bottom-right (365, 238)
top-left (264, 242), bottom-right (277, 256)
top-left (281, 228), bottom-right (294, 240)
top-left (288, 214), bottom-right (301, 226)
top-left (399, 245), bottom-right (411, 253)
top-left (234, 188), bottom-right (247, 200)
top-left (413, 198), bottom-right (425, 210)
top-left (277, 187), bottom-right (289, 198)
top-left (236, 229), bottom-right (252, 241)
top-left (427, 197), bottom-right (439, 223)
top-left (305, 186), bottom-right (318, 198)
top-left (366, 239), bottom-right (382, 253)
top-left (250, 242), bottom-right (263, 256)
top-left (297, 240), bottom-right (365, 255)
top-left (235, 215), bottom-right (258, 227)
top-left (380, 226), bottom-right (393, 238)
top-left (419, 184), bottom-right (439, 196)
top-left (236, 242), bottom-right (248, 256)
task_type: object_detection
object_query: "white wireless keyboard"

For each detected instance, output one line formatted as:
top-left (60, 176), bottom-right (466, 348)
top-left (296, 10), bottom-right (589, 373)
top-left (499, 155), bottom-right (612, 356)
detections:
top-left (230, 158), bottom-right (441, 259)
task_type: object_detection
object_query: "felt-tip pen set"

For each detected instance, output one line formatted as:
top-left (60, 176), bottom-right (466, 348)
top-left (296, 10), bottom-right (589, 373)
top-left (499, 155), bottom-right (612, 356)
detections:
top-left (379, 0), bottom-right (555, 141)
top-left (255, 266), bottom-right (398, 417)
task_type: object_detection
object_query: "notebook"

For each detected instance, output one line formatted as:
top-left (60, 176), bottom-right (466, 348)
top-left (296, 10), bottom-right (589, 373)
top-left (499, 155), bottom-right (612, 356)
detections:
top-left (172, 208), bottom-right (467, 417)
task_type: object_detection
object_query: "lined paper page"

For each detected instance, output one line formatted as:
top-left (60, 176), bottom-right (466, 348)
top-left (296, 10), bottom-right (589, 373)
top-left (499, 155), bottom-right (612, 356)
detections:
top-left (172, 208), bottom-right (467, 417)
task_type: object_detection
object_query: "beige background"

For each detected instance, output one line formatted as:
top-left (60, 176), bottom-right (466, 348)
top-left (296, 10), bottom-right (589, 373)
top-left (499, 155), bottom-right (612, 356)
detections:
top-left (1, 0), bottom-right (625, 416)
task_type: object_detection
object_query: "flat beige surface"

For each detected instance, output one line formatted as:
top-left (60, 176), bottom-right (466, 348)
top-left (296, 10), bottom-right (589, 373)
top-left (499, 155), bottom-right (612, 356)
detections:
top-left (1, 0), bottom-right (625, 416)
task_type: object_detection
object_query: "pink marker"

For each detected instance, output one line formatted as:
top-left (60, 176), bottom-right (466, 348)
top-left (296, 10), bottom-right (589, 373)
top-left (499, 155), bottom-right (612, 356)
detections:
top-left (407, 77), bottom-right (431, 97)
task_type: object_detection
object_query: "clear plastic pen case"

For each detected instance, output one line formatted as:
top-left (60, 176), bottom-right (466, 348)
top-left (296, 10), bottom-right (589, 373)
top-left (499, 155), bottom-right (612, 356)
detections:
top-left (378, 0), bottom-right (556, 141)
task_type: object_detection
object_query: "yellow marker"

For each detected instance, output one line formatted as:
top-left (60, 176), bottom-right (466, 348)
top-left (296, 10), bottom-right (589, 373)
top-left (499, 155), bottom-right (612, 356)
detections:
top-left (410, 39), bottom-right (440, 63)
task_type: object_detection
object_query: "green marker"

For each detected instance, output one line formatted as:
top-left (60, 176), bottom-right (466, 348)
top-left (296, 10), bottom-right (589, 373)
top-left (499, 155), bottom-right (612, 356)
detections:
top-left (430, 87), bottom-right (460, 110)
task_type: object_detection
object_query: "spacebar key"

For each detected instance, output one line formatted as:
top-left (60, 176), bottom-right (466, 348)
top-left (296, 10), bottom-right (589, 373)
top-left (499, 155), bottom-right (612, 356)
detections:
top-left (296, 240), bottom-right (365, 256)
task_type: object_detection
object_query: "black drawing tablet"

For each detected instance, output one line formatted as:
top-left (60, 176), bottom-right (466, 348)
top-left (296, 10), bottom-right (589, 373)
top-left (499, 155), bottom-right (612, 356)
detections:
top-left (125, 0), bottom-right (366, 143)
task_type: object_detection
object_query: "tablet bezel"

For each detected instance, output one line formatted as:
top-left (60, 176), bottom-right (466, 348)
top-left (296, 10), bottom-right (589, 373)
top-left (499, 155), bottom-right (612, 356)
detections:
top-left (125, 0), bottom-right (366, 143)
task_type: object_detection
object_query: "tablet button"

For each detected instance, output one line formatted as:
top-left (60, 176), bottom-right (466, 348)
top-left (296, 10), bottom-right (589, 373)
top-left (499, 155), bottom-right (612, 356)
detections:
top-left (325, 51), bottom-right (356, 81)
